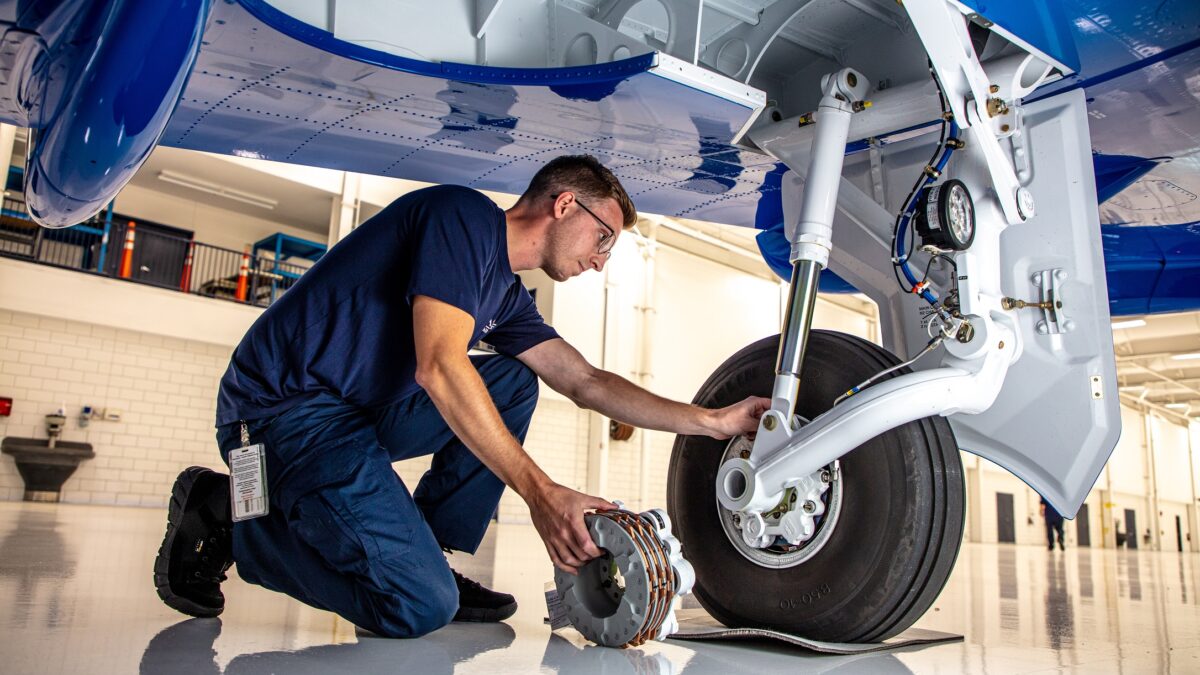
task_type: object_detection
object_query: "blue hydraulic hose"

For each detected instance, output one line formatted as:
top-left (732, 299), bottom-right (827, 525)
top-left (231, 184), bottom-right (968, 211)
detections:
top-left (894, 121), bottom-right (960, 306)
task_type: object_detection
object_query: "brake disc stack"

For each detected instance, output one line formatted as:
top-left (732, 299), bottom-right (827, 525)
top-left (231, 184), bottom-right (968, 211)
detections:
top-left (554, 507), bottom-right (695, 648)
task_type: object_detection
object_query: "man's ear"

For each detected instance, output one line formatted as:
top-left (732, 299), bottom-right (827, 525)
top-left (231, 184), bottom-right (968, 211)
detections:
top-left (553, 191), bottom-right (574, 220)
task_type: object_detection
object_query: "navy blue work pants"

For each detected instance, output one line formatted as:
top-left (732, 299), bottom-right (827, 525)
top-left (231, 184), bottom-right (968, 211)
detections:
top-left (1046, 517), bottom-right (1065, 549)
top-left (215, 354), bottom-right (538, 638)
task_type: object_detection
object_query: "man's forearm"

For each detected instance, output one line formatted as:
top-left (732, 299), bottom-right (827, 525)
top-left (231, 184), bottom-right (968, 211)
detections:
top-left (573, 369), bottom-right (714, 436)
top-left (417, 357), bottom-right (550, 498)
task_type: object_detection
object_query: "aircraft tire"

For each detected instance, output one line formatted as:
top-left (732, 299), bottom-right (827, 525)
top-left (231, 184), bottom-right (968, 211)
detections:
top-left (667, 330), bottom-right (964, 643)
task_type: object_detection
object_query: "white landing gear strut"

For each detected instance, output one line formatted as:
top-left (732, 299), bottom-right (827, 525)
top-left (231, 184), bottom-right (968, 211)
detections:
top-left (717, 0), bottom-right (1037, 548)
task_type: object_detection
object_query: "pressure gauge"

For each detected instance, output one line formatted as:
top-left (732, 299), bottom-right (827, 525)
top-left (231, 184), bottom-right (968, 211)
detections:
top-left (915, 179), bottom-right (975, 251)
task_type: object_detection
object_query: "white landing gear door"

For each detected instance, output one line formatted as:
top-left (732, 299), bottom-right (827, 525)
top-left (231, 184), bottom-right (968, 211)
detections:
top-left (947, 89), bottom-right (1118, 517)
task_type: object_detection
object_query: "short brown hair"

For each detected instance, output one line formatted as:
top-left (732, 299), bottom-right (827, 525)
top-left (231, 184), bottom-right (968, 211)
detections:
top-left (519, 155), bottom-right (637, 229)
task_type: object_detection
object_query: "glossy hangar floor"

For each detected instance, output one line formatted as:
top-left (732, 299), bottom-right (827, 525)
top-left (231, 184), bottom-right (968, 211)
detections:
top-left (1, 502), bottom-right (1198, 674)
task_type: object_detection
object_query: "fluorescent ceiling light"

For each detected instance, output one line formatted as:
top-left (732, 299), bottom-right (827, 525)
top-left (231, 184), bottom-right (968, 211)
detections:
top-left (1110, 319), bottom-right (1146, 330)
top-left (1166, 403), bottom-right (1189, 410)
top-left (1171, 353), bottom-right (1200, 361)
top-left (157, 169), bottom-right (278, 210)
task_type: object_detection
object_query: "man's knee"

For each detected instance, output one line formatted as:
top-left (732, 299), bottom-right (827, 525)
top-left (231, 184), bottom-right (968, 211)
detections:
top-left (368, 580), bottom-right (458, 638)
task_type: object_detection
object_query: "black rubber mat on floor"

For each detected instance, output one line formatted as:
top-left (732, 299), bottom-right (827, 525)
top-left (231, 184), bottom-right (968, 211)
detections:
top-left (669, 609), bottom-right (963, 655)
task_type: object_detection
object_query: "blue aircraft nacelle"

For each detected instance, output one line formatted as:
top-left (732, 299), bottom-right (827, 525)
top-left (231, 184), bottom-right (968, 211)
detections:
top-left (0, 0), bottom-right (210, 227)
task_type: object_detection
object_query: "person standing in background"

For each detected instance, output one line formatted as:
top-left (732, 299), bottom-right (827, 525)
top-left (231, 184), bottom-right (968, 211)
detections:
top-left (1040, 496), bottom-right (1065, 551)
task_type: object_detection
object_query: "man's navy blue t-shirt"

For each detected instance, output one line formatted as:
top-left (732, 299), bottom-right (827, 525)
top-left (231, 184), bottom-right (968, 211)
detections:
top-left (216, 185), bottom-right (559, 426)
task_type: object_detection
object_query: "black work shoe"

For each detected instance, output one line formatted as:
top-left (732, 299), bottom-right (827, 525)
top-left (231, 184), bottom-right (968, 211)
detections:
top-left (154, 467), bottom-right (234, 618)
top-left (452, 568), bottom-right (517, 622)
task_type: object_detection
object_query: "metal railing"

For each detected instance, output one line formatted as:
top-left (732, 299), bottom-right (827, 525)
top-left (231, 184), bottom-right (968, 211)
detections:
top-left (0, 197), bottom-right (309, 308)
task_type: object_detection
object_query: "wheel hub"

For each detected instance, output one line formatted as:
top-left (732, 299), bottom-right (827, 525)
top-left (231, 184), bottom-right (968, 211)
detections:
top-left (716, 436), bottom-right (842, 568)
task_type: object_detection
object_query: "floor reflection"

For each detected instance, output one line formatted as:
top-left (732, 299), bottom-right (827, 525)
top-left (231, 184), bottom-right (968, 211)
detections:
top-left (1120, 550), bottom-right (1143, 601)
top-left (1043, 555), bottom-right (1074, 650)
top-left (0, 508), bottom-right (76, 629)
top-left (136, 616), bottom-right (921, 675)
top-left (996, 547), bottom-right (1019, 633)
top-left (3, 502), bottom-right (1200, 674)
top-left (540, 631), bottom-right (915, 675)
top-left (1178, 555), bottom-right (1188, 605)
top-left (1077, 548), bottom-right (1094, 599)
top-left (140, 619), bottom-right (516, 675)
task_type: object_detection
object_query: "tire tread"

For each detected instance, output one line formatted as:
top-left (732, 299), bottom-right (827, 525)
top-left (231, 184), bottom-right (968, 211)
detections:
top-left (669, 330), bottom-right (964, 643)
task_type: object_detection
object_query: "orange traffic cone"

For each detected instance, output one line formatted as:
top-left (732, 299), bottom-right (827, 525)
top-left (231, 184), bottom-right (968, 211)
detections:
top-left (235, 245), bottom-right (250, 302)
top-left (118, 221), bottom-right (136, 279)
top-left (179, 241), bottom-right (195, 292)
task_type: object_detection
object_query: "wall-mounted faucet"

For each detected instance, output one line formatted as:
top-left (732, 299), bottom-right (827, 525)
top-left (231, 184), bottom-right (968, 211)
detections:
top-left (45, 413), bottom-right (66, 449)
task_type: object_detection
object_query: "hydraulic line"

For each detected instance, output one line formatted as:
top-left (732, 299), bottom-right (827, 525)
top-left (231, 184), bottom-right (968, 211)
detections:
top-left (834, 334), bottom-right (947, 405)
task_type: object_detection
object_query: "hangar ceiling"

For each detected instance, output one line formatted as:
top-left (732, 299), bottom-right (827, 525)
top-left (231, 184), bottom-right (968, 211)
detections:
top-left (1113, 313), bottom-right (1200, 422)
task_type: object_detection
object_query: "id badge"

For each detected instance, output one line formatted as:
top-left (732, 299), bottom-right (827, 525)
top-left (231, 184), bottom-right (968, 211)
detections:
top-left (229, 443), bottom-right (269, 521)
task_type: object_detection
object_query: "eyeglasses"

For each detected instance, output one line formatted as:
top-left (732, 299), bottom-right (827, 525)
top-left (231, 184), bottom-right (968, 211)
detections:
top-left (576, 199), bottom-right (617, 256)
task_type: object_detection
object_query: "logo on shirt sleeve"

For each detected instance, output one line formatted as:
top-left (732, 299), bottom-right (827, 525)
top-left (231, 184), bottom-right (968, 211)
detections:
top-left (481, 318), bottom-right (497, 335)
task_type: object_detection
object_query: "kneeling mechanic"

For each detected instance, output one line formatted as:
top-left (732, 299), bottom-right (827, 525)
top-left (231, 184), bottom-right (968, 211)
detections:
top-left (154, 155), bottom-right (769, 637)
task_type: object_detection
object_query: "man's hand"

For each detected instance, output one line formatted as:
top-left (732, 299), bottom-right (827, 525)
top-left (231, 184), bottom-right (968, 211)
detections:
top-left (526, 481), bottom-right (617, 575)
top-left (704, 395), bottom-right (771, 439)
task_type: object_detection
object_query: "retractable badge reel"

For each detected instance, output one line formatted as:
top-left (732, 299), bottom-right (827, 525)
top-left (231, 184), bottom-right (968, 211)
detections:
top-left (229, 421), bottom-right (268, 521)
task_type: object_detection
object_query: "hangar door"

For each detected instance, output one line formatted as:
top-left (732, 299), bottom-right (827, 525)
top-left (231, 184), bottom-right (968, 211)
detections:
top-left (1076, 503), bottom-right (1091, 547)
top-left (996, 493), bottom-right (1016, 544)
top-left (1124, 509), bottom-right (1138, 549)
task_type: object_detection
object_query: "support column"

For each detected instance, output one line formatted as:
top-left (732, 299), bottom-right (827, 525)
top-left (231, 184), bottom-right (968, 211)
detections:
top-left (327, 172), bottom-right (361, 247)
top-left (586, 271), bottom-right (617, 497)
top-left (1185, 420), bottom-right (1195, 552)
top-left (0, 123), bottom-right (16, 191)
top-left (636, 220), bottom-right (659, 509)
top-left (1101, 445), bottom-right (1114, 549)
top-left (1188, 422), bottom-right (1200, 552)
top-left (966, 456), bottom-right (983, 543)
top-left (1145, 412), bottom-right (1162, 551)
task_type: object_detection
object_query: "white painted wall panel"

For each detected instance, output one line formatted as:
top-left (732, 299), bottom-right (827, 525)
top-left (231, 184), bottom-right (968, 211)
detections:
top-left (1151, 414), bottom-right (1194, 504)
top-left (653, 247), bottom-right (781, 403)
top-left (1192, 424), bottom-right (1200, 500)
top-left (1108, 407), bottom-right (1147, 496)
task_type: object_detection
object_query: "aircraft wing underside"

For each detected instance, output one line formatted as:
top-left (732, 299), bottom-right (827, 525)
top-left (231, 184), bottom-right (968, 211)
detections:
top-left (0, 0), bottom-right (1196, 314)
top-left (165, 0), bottom-right (782, 228)
top-left (167, 0), bottom-right (1200, 317)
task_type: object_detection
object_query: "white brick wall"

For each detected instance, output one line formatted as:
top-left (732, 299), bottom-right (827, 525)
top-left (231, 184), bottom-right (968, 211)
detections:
top-left (0, 305), bottom-right (599, 521)
top-left (0, 306), bottom-right (596, 521)
top-left (0, 309), bottom-right (229, 506)
top-left (497, 397), bottom-right (591, 522)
